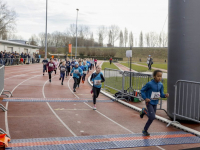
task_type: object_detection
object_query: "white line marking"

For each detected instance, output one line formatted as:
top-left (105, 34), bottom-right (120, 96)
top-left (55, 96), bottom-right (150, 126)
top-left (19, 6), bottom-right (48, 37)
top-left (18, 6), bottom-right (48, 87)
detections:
top-left (84, 102), bottom-right (134, 133)
top-left (68, 77), bottom-right (79, 99)
top-left (42, 76), bottom-right (77, 137)
top-left (5, 75), bottom-right (41, 138)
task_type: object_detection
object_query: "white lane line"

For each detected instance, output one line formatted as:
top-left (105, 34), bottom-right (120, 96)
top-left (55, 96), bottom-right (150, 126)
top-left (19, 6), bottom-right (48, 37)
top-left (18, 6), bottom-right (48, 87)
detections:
top-left (42, 76), bottom-right (77, 137)
top-left (4, 70), bottom-right (42, 80)
top-left (67, 64), bottom-right (134, 134)
top-left (113, 63), bottom-right (123, 71)
top-left (5, 75), bottom-right (41, 137)
top-left (68, 77), bottom-right (79, 99)
top-left (91, 63), bottom-right (165, 150)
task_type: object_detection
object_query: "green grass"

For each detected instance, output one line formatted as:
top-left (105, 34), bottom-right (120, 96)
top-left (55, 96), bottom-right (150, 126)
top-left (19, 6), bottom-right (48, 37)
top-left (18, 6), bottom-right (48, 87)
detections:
top-left (101, 62), bottom-right (119, 70)
top-left (120, 63), bottom-right (154, 72)
top-left (138, 63), bottom-right (168, 70)
top-left (103, 72), bottom-right (168, 100)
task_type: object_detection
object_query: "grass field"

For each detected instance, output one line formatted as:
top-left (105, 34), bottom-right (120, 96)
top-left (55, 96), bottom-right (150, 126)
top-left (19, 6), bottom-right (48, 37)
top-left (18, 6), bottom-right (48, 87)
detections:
top-left (120, 62), bottom-right (154, 72)
top-left (138, 63), bottom-right (168, 70)
top-left (101, 62), bottom-right (120, 70)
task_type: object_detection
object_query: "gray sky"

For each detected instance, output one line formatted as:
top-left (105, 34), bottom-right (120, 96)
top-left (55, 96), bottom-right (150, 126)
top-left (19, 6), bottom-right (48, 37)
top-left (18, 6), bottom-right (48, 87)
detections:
top-left (6, 0), bottom-right (168, 42)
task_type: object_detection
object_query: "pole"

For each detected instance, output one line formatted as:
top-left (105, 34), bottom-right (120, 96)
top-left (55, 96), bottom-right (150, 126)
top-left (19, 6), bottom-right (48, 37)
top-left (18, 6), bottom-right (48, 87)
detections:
top-left (75, 9), bottom-right (79, 59)
top-left (44, 0), bottom-right (48, 58)
top-left (129, 57), bottom-right (131, 94)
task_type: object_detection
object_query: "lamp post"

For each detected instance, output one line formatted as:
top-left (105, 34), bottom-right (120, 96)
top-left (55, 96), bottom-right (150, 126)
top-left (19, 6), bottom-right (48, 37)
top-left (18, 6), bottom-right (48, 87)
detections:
top-left (44, 0), bottom-right (48, 58)
top-left (75, 9), bottom-right (79, 59)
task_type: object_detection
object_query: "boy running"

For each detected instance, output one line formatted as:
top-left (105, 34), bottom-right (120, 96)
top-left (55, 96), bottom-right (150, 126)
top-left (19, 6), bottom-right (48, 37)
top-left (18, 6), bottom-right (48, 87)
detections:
top-left (42, 57), bottom-right (48, 76)
top-left (70, 62), bottom-right (83, 92)
top-left (140, 70), bottom-right (169, 136)
top-left (82, 61), bottom-right (88, 83)
top-left (59, 61), bottom-right (67, 85)
top-left (46, 58), bottom-right (55, 82)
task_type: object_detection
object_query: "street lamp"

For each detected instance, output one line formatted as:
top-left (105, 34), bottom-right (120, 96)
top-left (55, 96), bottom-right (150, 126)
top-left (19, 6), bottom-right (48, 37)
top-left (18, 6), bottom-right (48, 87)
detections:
top-left (75, 9), bottom-right (79, 59)
top-left (44, 0), bottom-right (48, 58)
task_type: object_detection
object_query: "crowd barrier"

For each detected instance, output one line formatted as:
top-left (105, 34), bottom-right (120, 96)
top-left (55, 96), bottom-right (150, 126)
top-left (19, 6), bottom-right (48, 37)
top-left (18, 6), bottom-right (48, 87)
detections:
top-left (104, 68), bottom-right (167, 113)
top-left (0, 57), bottom-right (41, 66)
top-left (167, 80), bottom-right (200, 126)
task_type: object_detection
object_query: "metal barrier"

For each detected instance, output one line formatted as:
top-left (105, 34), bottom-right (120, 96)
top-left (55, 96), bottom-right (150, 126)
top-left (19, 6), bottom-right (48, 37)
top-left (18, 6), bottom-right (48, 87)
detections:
top-left (0, 58), bottom-right (42, 66)
top-left (167, 80), bottom-right (200, 126)
top-left (104, 68), bottom-right (167, 113)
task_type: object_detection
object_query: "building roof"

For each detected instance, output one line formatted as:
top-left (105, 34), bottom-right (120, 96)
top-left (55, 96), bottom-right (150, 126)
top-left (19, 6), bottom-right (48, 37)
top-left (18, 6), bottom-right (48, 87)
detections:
top-left (0, 40), bottom-right (39, 48)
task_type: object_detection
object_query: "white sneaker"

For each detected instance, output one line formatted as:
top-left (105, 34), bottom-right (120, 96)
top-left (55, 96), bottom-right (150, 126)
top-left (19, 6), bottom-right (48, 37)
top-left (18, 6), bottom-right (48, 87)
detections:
top-left (93, 106), bottom-right (96, 110)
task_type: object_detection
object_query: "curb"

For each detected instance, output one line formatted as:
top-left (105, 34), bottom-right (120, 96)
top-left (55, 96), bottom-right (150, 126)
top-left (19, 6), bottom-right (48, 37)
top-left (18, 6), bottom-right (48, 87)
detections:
top-left (87, 62), bottom-right (200, 137)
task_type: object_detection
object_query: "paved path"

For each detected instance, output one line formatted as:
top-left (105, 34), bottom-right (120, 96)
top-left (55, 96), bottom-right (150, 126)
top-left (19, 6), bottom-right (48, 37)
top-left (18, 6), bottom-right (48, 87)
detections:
top-left (134, 63), bottom-right (168, 72)
top-left (0, 62), bottom-right (199, 150)
top-left (114, 63), bottom-right (167, 79)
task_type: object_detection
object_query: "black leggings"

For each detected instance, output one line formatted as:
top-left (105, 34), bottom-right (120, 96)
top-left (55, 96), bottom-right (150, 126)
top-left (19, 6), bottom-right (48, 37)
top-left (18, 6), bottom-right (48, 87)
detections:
top-left (67, 67), bottom-right (70, 76)
top-left (54, 69), bottom-right (57, 74)
top-left (48, 71), bottom-right (53, 79)
top-left (73, 77), bottom-right (79, 89)
top-left (93, 87), bottom-right (101, 104)
top-left (77, 76), bottom-right (82, 85)
top-left (144, 103), bottom-right (157, 131)
top-left (82, 74), bottom-right (86, 81)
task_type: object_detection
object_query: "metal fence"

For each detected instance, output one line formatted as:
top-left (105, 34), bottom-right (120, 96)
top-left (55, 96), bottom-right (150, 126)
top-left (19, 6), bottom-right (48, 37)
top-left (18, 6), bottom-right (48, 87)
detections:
top-left (104, 68), bottom-right (167, 113)
top-left (104, 68), bottom-right (151, 100)
top-left (167, 80), bottom-right (200, 126)
top-left (0, 58), bottom-right (42, 66)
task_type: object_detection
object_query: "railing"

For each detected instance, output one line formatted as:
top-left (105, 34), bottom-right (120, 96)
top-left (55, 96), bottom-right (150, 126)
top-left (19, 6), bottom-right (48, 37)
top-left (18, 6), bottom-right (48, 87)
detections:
top-left (0, 57), bottom-right (42, 66)
top-left (167, 80), bottom-right (200, 126)
top-left (104, 68), bottom-right (167, 113)
top-left (0, 65), bottom-right (8, 111)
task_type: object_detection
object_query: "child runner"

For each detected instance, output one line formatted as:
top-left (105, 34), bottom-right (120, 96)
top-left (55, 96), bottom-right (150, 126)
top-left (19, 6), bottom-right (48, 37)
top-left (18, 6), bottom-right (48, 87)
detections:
top-left (140, 70), bottom-right (169, 136)
top-left (66, 58), bottom-right (71, 77)
top-left (58, 60), bottom-right (63, 80)
top-left (54, 58), bottom-right (59, 74)
top-left (94, 58), bottom-right (97, 68)
top-left (46, 58), bottom-right (55, 82)
top-left (42, 57), bottom-right (48, 76)
top-left (82, 61), bottom-right (88, 83)
top-left (86, 59), bottom-right (91, 73)
top-left (70, 62), bottom-right (83, 92)
top-left (71, 59), bottom-right (75, 69)
top-left (90, 58), bottom-right (93, 70)
top-left (59, 61), bottom-right (67, 85)
top-left (90, 65), bottom-right (105, 110)
top-left (77, 60), bottom-right (84, 87)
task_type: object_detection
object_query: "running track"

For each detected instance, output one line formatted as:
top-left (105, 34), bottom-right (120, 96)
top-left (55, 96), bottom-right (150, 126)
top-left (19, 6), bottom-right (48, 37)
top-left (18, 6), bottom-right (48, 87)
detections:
top-left (0, 62), bottom-right (200, 150)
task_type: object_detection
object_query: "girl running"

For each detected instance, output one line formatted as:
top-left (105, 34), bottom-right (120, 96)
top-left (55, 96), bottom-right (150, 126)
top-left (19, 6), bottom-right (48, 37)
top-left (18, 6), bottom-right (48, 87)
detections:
top-left (94, 58), bottom-right (97, 67)
top-left (58, 60), bottom-right (63, 80)
top-left (59, 61), bottom-right (67, 85)
top-left (77, 61), bottom-right (84, 87)
top-left (70, 62), bottom-right (83, 92)
top-left (46, 58), bottom-right (55, 82)
top-left (54, 58), bottom-right (59, 74)
top-left (90, 65), bottom-right (105, 110)
top-left (140, 70), bottom-right (169, 136)
top-left (66, 58), bottom-right (71, 77)
top-left (42, 57), bottom-right (48, 76)
top-left (86, 59), bottom-right (91, 73)
top-left (82, 61), bottom-right (88, 84)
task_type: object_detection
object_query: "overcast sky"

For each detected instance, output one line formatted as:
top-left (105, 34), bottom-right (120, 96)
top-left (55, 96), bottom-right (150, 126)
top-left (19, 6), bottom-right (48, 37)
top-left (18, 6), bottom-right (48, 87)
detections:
top-left (6, 0), bottom-right (168, 42)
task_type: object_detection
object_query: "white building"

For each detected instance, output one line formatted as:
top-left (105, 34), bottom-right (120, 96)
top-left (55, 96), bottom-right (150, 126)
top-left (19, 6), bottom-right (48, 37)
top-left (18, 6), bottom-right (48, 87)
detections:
top-left (0, 40), bottom-right (39, 54)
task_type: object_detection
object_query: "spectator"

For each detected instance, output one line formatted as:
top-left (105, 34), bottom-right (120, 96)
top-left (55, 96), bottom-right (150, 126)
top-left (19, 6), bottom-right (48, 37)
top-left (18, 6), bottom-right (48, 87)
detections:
top-left (147, 55), bottom-right (153, 70)
top-left (109, 57), bottom-right (112, 65)
top-left (27, 53), bottom-right (31, 64)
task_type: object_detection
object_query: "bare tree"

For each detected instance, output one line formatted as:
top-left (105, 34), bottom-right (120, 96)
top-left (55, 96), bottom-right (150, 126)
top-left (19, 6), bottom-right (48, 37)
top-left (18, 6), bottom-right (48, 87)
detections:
top-left (124, 28), bottom-right (128, 47)
top-left (129, 31), bottom-right (133, 48)
top-left (109, 25), bottom-right (120, 47)
top-left (161, 32), bottom-right (168, 47)
top-left (119, 30), bottom-right (124, 47)
top-left (0, 1), bottom-right (16, 40)
top-left (145, 33), bottom-right (150, 47)
top-left (29, 34), bottom-right (39, 46)
top-left (96, 25), bottom-right (107, 47)
top-left (149, 32), bottom-right (159, 47)
top-left (139, 31), bottom-right (143, 47)
top-left (108, 30), bottom-right (112, 46)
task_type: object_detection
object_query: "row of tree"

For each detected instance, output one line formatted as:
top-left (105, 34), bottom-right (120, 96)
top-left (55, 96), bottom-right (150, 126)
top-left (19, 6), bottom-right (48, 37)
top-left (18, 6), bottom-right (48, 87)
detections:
top-left (0, 0), bottom-right (168, 48)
